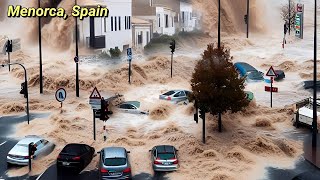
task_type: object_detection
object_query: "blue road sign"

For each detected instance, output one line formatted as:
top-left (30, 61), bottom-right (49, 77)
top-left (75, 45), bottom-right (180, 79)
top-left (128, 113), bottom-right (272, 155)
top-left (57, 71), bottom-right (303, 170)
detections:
top-left (127, 48), bottom-right (132, 61)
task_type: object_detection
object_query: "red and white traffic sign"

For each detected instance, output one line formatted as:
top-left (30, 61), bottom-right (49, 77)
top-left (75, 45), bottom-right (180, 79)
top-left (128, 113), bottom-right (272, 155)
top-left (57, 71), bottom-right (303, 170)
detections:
top-left (90, 87), bottom-right (101, 99)
top-left (265, 86), bottom-right (278, 93)
top-left (89, 87), bottom-right (102, 110)
top-left (266, 66), bottom-right (277, 77)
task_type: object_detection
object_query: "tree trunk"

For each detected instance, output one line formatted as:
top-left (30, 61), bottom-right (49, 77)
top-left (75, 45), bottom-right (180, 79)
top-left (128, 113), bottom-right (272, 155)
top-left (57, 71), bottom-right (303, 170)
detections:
top-left (218, 112), bottom-right (222, 132)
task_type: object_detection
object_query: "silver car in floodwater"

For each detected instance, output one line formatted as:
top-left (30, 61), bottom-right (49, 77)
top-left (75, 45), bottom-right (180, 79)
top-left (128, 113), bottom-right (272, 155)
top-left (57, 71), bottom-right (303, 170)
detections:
top-left (117, 101), bottom-right (149, 115)
top-left (7, 135), bottom-right (54, 166)
top-left (98, 147), bottom-right (132, 180)
top-left (159, 90), bottom-right (191, 104)
top-left (150, 145), bottom-right (179, 172)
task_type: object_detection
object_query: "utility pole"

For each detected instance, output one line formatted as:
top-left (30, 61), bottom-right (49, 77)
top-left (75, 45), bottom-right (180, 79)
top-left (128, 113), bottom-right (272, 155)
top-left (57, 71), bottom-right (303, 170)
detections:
top-left (38, 0), bottom-right (43, 94)
top-left (246, 0), bottom-right (249, 38)
top-left (288, 0), bottom-right (291, 35)
top-left (218, 0), bottom-right (221, 48)
top-left (312, 0), bottom-right (317, 148)
top-left (75, 0), bottom-right (80, 97)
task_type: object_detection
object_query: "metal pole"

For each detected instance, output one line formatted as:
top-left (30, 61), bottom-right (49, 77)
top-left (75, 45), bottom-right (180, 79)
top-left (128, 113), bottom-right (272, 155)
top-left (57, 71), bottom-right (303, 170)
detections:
top-left (246, 0), bottom-right (249, 38)
top-left (75, 0), bottom-right (79, 97)
top-left (28, 143), bottom-right (32, 172)
top-left (129, 60), bottom-right (131, 84)
top-left (289, 0), bottom-right (291, 35)
top-left (93, 110), bottom-right (96, 141)
top-left (38, 0), bottom-right (43, 94)
top-left (202, 112), bottom-right (205, 144)
top-left (8, 51), bottom-right (10, 72)
top-left (218, 0), bottom-right (221, 48)
top-left (171, 52), bottom-right (173, 78)
top-left (312, 0), bottom-right (317, 148)
top-left (271, 78), bottom-right (273, 108)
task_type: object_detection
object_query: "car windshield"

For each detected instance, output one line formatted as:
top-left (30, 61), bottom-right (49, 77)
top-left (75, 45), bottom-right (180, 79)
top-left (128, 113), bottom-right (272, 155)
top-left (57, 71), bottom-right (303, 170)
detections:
top-left (61, 145), bottom-right (83, 156)
top-left (247, 71), bottom-right (263, 80)
top-left (163, 91), bottom-right (176, 96)
top-left (104, 158), bottom-right (126, 166)
top-left (157, 153), bottom-right (175, 160)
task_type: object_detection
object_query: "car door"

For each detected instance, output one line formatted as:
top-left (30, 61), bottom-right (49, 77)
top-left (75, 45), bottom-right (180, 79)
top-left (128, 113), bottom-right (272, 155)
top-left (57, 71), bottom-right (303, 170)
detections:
top-left (33, 140), bottom-right (43, 158)
top-left (127, 104), bottom-right (138, 114)
top-left (174, 91), bottom-right (186, 103)
top-left (119, 104), bottom-right (129, 113)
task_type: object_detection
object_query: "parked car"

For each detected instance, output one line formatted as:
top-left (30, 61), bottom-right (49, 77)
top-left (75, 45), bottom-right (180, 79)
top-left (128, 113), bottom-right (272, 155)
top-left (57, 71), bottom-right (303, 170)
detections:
top-left (7, 135), bottom-right (54, 166)
top-left (292, 171), bottom-right (320, 180)
top-left (303, 80), bottom-right (320, 90)
top-left (234, 62), bottom-right (264, 82)
top-left (117, 101), bottom-right (149, 115)
top-left (98, 147), bottom-right (132, 180)
top-left (57, 143), bottom-right (95, 173)
top-left (274, 70), bottom-right (285, 81)
top-left (159, 90), bottom-right (191, 104)
top-left (150, 145), bottom-right (179, 172)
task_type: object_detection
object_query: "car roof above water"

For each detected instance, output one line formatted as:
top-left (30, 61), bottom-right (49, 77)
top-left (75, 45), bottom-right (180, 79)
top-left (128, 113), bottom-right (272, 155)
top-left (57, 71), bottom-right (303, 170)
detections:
top-left (18, 137), bottom-right (42, 145)
top-left (235, 62), bottom-right (257, 72)
top-left (102, 147), bottom-right (126, 158)
top-left (155, 145), bottom-right (175, 153)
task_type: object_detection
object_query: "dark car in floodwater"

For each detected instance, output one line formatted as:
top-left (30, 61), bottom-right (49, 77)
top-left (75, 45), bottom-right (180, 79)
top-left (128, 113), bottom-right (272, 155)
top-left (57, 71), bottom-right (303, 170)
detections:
top-left (57, 143), bottom-right (95, 173)
top-left (234, 62), bottom-right (264, 82)
top-left (274, 70), bottom-right (285, 81)
top-left (303, 81), bottom-right (320, 90)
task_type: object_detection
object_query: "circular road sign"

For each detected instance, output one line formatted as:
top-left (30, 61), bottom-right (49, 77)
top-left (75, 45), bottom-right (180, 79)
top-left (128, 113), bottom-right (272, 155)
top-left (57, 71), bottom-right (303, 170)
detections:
top-left (74, 56), bottom-right (79, 63)
top-left (55, 88), bottom-right (67, 102)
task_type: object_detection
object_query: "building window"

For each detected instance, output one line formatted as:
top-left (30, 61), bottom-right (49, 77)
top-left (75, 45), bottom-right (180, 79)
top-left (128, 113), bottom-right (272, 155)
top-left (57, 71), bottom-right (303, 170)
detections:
top-left (190, 12), bottom-right (192, 20)
top-left (172, 17), bottom-right (174, 27)
top-left (165, 14), bottom-right (168, 28)
top-left (147, 31), bottom-right (149, 43)
top-left (182, 12), bottom-right (185, 23)
top-left (125, 16), bottom-right (127, 29)
top-left (119, 16), bottom-right (121, 31)
top-left (111, 16), bottom-right (113, 31)
top-left (158, 14), bottom-right (160, 27)
top-left (128, 16), bottom-right (131, 29)
top-left (115, 16), bottom-right (117, 31)
top-left (138, 32), bottom-right (142, 44)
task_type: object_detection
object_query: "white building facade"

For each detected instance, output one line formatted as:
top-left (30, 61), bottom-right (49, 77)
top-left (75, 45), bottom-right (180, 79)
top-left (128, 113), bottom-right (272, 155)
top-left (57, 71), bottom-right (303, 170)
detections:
top-left (154, 7), bottom-right (176, 35)
top-left (132, 18), bottom-right (152, 48)
top-left (180, 1), bottom-right (196, 32)
top-left (78, 0), bottom-right (132, 52)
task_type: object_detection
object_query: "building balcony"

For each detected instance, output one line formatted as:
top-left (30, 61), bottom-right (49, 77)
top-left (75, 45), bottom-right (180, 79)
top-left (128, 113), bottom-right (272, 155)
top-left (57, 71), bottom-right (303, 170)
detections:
top-left (86, 35), bottom-right (106, 49)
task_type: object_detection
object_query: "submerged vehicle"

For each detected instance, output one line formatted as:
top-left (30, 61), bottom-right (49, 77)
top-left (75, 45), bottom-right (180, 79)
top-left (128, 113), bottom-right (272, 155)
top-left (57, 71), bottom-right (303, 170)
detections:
top-left (234, 62), bottom-right (264, 82)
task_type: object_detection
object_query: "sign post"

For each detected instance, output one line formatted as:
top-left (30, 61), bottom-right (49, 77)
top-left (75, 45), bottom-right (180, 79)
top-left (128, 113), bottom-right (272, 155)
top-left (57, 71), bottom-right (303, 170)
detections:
top-left (55, 88), bottom-right (67, 108)
top-left (265, 66), bottom-right (278, 108)
top-left (127, 48), bottom-right (132, 84)
top-left (89, 87), bottom-right (102, 140)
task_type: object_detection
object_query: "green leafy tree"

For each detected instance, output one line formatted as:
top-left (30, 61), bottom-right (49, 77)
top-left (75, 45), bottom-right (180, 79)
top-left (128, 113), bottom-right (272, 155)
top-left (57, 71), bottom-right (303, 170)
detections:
top-left (190, 44), bottom-right (249, 132)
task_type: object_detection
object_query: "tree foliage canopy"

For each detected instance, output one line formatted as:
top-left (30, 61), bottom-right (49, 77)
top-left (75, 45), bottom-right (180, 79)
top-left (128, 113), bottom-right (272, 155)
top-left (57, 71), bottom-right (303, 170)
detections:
top-left (190, 44), bottom-right (249, 115)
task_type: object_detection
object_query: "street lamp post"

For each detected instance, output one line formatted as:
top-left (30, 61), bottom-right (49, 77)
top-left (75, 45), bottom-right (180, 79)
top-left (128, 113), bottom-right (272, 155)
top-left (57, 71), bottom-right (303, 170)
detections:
top-left (312, 0), bottom-right (317, 148)
top-left (75, 0), bottom-right (80, 98)
top-left (218, 0), bottom-right (221, 48)
top-left (1, 63), bottom-right (30, 124)
top-left (38, 0), bottom-right (43, 94)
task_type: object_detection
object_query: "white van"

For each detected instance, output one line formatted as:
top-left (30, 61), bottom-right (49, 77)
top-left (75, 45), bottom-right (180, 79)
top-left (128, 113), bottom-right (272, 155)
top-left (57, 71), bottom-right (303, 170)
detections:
top-left (293, 106), bottom-right (320, 127)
